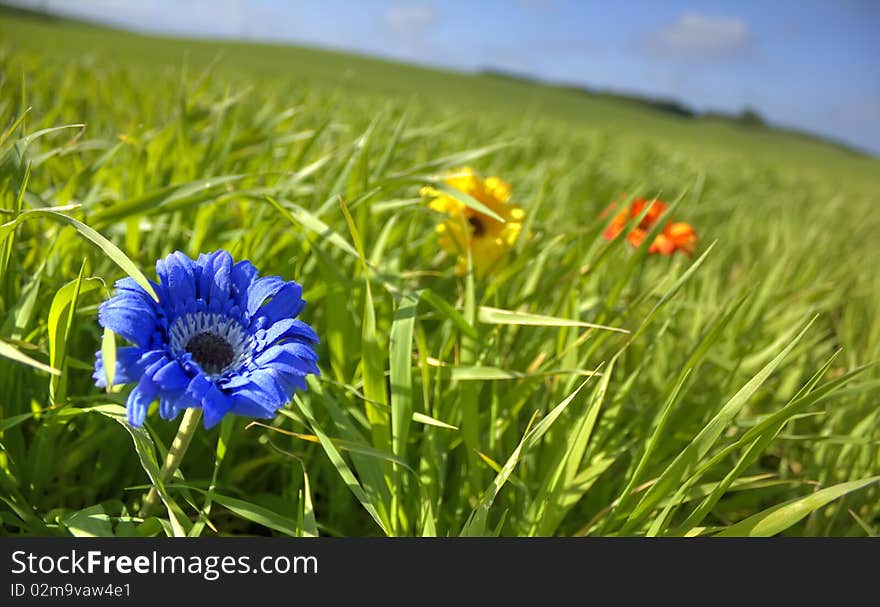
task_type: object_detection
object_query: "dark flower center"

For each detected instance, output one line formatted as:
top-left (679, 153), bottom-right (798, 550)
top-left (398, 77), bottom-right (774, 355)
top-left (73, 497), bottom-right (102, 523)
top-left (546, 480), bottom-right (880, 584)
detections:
top-left (468, 216), bottom-right (486, 237)
top-left (186, 332), bottom-right (235, 375)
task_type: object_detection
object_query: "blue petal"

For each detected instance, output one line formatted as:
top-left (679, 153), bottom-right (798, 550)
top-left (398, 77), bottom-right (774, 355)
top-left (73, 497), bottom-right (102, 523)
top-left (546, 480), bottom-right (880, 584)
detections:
top-left (272, 370), bottom-right (309, 395)
top-left (230, 259), bottom-right (258, 309)
top-left (266, 366), bottom-right (307, 399)
top-left (113, 276), bottom-right (159, 299)
top-left (278, 319), bottom-right (320, 345)
top-left (254, 282), bottom-right (304, 324)
top-left (254, 341), bottom-right (319, 367)
top-left (158, 251), bottom-right (197, 304)
top-left (185, 373), bottom-right (214, 403)
top-left (229, 379), bottom-right (285, 411)
top-left (245, 276), bottom-right (286, 319)
top-left (93, 346), bottom-right (147, 387)
top-left (256, 318), bottom-right (296, 345)
top-left (243, 368), bottom-right (286, 404)
top-left (208, 251), bottom-right (233, 313)
top-left (126, 387), bottom-right (151, 427)
top-left (256, 318), bottom-right (319, 352)
top-left (126, 371), bottom-right (161, 427)
top-left (275, 357), bottom-right (319, 379)
top-left (152, 359), bottom-right (190, 391)
top-left (137, 349), bottom-right (168, 369)
top-left (201, 383), bottom-right (232, 429)
top-left (115, 277), bottom-right (167, 319)
top-left (195, 251), bottom-right (229, 302)
top-left (159, 395), bottom-right (182, 421)
top-left (217, 373), bottom-right (252, 390)
top-left (229, 390), bottom-right (280, 417)
top-left (164, 384), bottom-right (202, 413)
top-left (98, 299), bottom-right (160, 348)
top-left (196, 251), bottom-right (221, 301)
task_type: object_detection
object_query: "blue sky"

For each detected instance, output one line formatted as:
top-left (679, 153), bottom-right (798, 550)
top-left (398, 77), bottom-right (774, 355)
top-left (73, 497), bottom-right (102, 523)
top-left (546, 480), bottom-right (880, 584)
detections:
top-left (10, 0), bottom-right (880, 155)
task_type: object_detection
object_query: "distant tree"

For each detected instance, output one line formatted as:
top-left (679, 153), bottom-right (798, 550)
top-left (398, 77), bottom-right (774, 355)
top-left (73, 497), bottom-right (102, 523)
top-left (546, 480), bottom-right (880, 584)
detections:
top-left (738, 107), bottom-right (766, 127)
top-left (644, 99), bottom-right (695, 119)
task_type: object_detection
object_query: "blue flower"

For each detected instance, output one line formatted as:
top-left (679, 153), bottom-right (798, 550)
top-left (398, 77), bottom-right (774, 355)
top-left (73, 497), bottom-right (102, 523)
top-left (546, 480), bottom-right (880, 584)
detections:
top-left (94, 250), bottom-right (320, 429)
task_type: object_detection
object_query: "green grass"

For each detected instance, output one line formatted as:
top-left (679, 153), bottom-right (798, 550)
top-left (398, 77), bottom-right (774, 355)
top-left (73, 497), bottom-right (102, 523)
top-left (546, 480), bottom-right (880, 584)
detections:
top-left (0, 9), bottom-right (878, 537)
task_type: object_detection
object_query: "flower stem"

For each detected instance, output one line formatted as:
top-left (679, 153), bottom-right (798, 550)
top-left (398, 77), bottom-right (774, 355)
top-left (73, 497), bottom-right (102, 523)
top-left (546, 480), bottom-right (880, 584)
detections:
top-left (140, 407), bottom-right (202, 518)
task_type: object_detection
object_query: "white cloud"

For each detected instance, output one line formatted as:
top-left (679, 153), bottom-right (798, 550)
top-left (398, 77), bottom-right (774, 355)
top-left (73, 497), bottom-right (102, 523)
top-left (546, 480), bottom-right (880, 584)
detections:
top-left (645, 12), bottom-right (753, 59)
top-left (381, 3), bottom-right (440, 62)
top-left (384, 3), bottom-right (437, 35)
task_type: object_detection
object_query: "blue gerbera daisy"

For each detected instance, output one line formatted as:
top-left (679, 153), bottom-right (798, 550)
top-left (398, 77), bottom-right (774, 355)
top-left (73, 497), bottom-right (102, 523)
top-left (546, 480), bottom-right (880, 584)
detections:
top-left (94, 250), bottom-right (320, 429)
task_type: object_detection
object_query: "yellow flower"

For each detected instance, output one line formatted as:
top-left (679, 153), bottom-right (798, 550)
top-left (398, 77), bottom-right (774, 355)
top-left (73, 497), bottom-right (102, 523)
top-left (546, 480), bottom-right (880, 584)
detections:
top-left (420, 167), bottom-right (525, 276)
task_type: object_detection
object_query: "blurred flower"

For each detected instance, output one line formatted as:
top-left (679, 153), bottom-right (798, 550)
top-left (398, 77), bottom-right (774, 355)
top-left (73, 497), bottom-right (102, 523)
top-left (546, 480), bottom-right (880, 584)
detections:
top-left (420, 167), bottom-right (524, 276)
top-left (650, 222), bottom-right (698, 256)
top-left (602, 198), bottom-right (666, 243)
top-left (602, 197), bottom-right (697, 256)
top-left (94, 250), bottom-right (319, 429)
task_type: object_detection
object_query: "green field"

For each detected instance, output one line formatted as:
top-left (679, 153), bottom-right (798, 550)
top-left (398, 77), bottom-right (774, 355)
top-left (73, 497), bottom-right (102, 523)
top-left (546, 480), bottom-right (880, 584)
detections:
top-left (1, 8), bottom-right (878, 537)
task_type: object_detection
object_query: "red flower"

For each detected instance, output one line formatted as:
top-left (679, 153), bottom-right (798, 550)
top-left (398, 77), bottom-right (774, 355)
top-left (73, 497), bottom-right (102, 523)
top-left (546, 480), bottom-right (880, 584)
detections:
top-left (602, 197), bottom-right (698, 256)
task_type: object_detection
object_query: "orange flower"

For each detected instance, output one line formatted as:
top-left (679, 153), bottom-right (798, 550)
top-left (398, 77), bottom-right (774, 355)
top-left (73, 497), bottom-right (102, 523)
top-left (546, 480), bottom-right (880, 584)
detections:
top-left (602, 197), bottom-right (697, 256)
top-left (651, 222), bottom-right (698, 256)
top-left (602, 198), bottom-right (667, 239)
